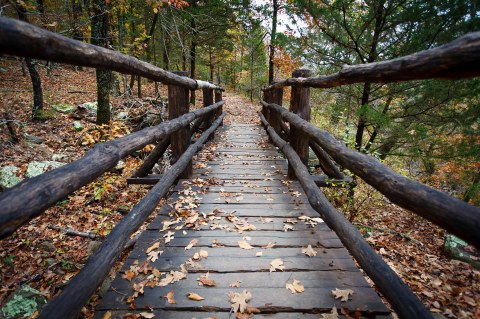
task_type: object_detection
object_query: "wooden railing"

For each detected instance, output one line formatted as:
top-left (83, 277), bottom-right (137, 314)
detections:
top-left (260, 32), bottom-right (480, 319)
top-left (0, 17), bottom-right (224, 319)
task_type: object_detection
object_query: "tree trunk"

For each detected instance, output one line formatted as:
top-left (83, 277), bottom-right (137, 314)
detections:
top-left (14, 4), bottom-right (44, 120)
top-left (268, 0), bottom-right (278, 84)
top-left (189, 16), bottom-right (197, 105)
top-left (90, 0), bottom-right (112, 125)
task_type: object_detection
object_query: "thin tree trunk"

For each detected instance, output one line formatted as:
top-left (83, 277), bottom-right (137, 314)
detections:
top-left (189, 16), bottom-right (197, 105)
top-left (268, 0), bottom-right (278, 84)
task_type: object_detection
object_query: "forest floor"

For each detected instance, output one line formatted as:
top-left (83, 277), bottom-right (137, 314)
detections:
top-left (0, 61), bottom-right (479, 319)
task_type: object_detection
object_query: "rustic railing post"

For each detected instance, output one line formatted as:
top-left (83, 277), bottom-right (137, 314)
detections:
top-left (203, 87), bottom-right (215, 139)
top-left (214, 88), bottom-right (223, 126)
top-left (262, 89), bottom-right (272, 123)
top-left (270, 86), bottom-right (283, 134)
top-left (168, 71), bottom-right (192, 178)
top-left (288, 69), bottom-right (311, 179)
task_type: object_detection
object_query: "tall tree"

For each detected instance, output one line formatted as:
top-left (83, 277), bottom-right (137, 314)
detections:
top-left (268, 0), bottom-right (279, 84)
top-left (90, 0), bottom-right (112, 124)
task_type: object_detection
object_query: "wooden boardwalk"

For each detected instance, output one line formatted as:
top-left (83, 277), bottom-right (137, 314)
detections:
top-left (95, 124), bottom-right (390, 318)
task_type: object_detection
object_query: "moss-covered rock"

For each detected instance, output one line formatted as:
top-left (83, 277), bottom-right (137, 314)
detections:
top-left (0, 285), bottom-right (47, 318)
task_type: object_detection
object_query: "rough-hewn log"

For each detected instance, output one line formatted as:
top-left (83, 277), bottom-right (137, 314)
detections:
top-left (0, 17), bottom-right (221, 91)
top-left (288, 69), bottom-right (311, 179)
top-left (312, 175), bottom-right (353, 188)
top-left (265, 102), bottom-right (480, 249)
top-left (169, 71), bottom-right (191, 178)
top-left (38, 112), bottom-right (225, 319)
top-left (275, 113), bottom-right (343, 179)
top-left (215, 89), bottom-right (223, 126)
top-left (265, 31), bottom-right (480, 90)
top-left (203, 88), bottom-right (215, 140)
top-left (259, 111), bottom-right (433, 319)
top-left (269, 87), bottom-right (283, 134)
top-left (131, 137), bottom-right (170, 178)
top-left (0, 101), bottom-right (224, 239)
top-left (190, 117), bottom-right (204, 136)
top-left (126, 174), bottom-right (163, 185)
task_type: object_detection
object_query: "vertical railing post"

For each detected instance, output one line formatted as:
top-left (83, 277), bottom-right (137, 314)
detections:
top-left (270, 86), bottom-right (283, 134)
top-left (203, 87), bottom-right (215, 139)
top-left (262, 89), bottom-right (272, 124)
top-left (214, 89), bottom-right (223, 126)
top-left (168, 71), bottom-right (192, 178)
top-left (288, 69), bottom-right (312, 179)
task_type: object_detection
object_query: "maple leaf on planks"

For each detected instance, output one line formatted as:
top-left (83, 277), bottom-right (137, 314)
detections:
top-left (238, 240), bottom-right (254, 250)
top-left (187, 292), bottom-right (205, 301)
top-left (320, 306), bottom-right (339, 319)
top-left (270, 258), bottom-right (285, 272)
top-left (146, 242), bottom-right (160, 253)
top-left (185, 239), bottom-right (198, 250)
top-left (102, 311), bottom-right (112, 319)
top-left (122, 270), bottom-right (135, 281)
top-left (332, 288), bottom-right (354, 302)
top-left (163, 231), bottom-right (175, 243)
top-left (283, 224), bottom-right (294, 232)
top-left (198, 274), bottom-right (216, 286)
top-left (286, 279), bottom-right (305, 294)
top-left (301, 245), bottom-right (317, 257)
top-left (228, 290), bottom-right (252, 313)
top-left (163, 291), bottom-right (176, 304)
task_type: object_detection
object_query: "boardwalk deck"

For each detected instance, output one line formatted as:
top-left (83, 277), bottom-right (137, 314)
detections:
top-left (95, 124), bottom-right (390, 318)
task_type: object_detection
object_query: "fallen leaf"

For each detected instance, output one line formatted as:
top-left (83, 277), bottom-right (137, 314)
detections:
top-left (230, 280), bottom-right (241, 288)
top-left (164, 231), bottom-right (175, 243)
top-left (102, 311), bottom-right (112, 319)
top-left (301, 245), bottom-right (317, 257)
top-left (270, 258), bottom-right (285, 272)
top-left (320, 306), bottom-right (339, 319)
top-left (146, 242), bottom-right (160, 253)
top-left (122, 270), bottom-right (135, 281)
top-left (228, 290), bottom-right (252, 313)
top-left (332, 288), bottom-right (354, 302)
top-left (238, 240), bottom-right (254, 250)
top-left (187, 292), bottom-right (205, 301)
top-left (283, 224), bottom-right (294, 232)
top-left (139, 312), bottom-right (155, 318)
top-left (185, 239), bottom-right (199, 250)
top-left (261, 242), bottom-right (275, 249)
top-left (147, 250), bottom-right (163, 262)
top-left (198, 274), bottom-right (216, 286)
top-left (255, 251), bottom-right (263, 257)
top-left (163, 291), bottom-right (176, 304)
top-left (286, 279), bottom-right (305, 294)
top-left (198, 249), bottom-right (209, 258)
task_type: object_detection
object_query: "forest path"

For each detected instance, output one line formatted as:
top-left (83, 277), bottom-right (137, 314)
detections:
top-left (221, 90), bottom-right (261, 124)
top-left (94, 120), bottom-right (390, 318)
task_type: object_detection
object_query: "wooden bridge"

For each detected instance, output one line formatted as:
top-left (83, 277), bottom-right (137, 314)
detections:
top-left (1, 17), bottom-right (480, 319)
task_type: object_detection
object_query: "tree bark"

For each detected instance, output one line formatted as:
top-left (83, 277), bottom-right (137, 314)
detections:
top-left (268, 0), bottom-right (278, 84)
top-left (189, 16), bottom-right (197, 105)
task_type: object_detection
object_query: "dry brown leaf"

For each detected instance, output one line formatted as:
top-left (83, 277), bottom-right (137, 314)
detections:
top-left (163, 231), bottom-right (174, 243)
top-left (286, 279), bottom-right (305, 294)
top-left (238, 240), bottom-right (254, 250)
top-left (261, 242), bottom-right (276, 249)
top-left (139, 312), bottom-right (155, 318)
top-left (230, 280), bottom-right (241, 288)
top-left (164, 291), bottom-right (176, 304)
top-left (146, 242), bottom-right (160, 254)
top-left (270, 258), bottom-right (285, 272)
top-left (228, 290), bottom-right (252, 313)
top-left (320, 306), bottom-right (339, 319)
top-left (199, 249), bottom-right (209, 258)
top-left (185, 239), bottom-right (198, 250)
top-left (301, 245), bottom-right (317, 257)
top-left (122, 270), bottom-right (135, 281)
top-left (187, 292), bottom-right (205, 301)
top-left (283, 224), bottom-right (294, 232)
top-left (102, 311), bottom-right (112, 319)
top-left (332, 288), bottom-right (354, 302)
top-left (147, 250), bottom-right (163, 262)
top-left (198, 274), bottom-right (216, 287)
top-left (255, 251), bottom-right (263, 257)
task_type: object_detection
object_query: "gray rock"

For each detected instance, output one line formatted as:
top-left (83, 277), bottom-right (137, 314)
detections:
top-left (52, 153), bottom-right (69, 162)
top-left (308, 148), bottom-right (319, 167)
top-left (98, 277), bottom-right (113, 298)
top-left (0, 166), bottom-right (21, 190)
top-left (25, 161), bottom-right (65, 178)
top-left (444, 234), bottom-right (480, 269)
top-left (52, 103), bottom-right (74, 113)
top-left (24, 134), bottom-right (44, 144)
top-left (87, 240), bottom-right (102, 256)
top-left (73, 121), bottom-right (84, 131)
top-left (80, 102), bottom-right (98, 113)
top-left (0, 285), bottom-right (47, 319)
top-left (116, 111), bottom-right (128, 120)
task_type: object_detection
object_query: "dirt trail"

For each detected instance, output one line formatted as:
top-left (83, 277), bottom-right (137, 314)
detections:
top-left (221, 90), bottom-right (261, 124)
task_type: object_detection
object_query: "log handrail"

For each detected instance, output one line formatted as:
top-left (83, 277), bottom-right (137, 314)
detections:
top-left (264, 31), bottom-right (480, 90)
top-left (0, 17), bottom-right (222, 91)
top-left (263, 101), bottom-right (480, 250)
top-left (259, 111), bottom-right (433, 319)
top-left (38, 113), bottom-right (226, 319)
top-left (0, 101), bottom-right (224, 239)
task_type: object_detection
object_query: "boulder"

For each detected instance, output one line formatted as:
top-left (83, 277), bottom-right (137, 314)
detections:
top-left (116, 111), bottom-right (128, 120)
top-left (444, 234), bottom-right (480, 269)
top-left (73, 121), bottom-right (84, 131)
top-left (0, 166), bottom-right (21, 190)
top-left (51, 153), bottom-right (69, 162)
top-left (52, 103), bottom-right (74, 113)
top-left (80, 102), bottom-right (98, 114)
top-left (0, 285), bottom-right (47, 319)
top-left (25, 161), bottom-right (65, 178)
